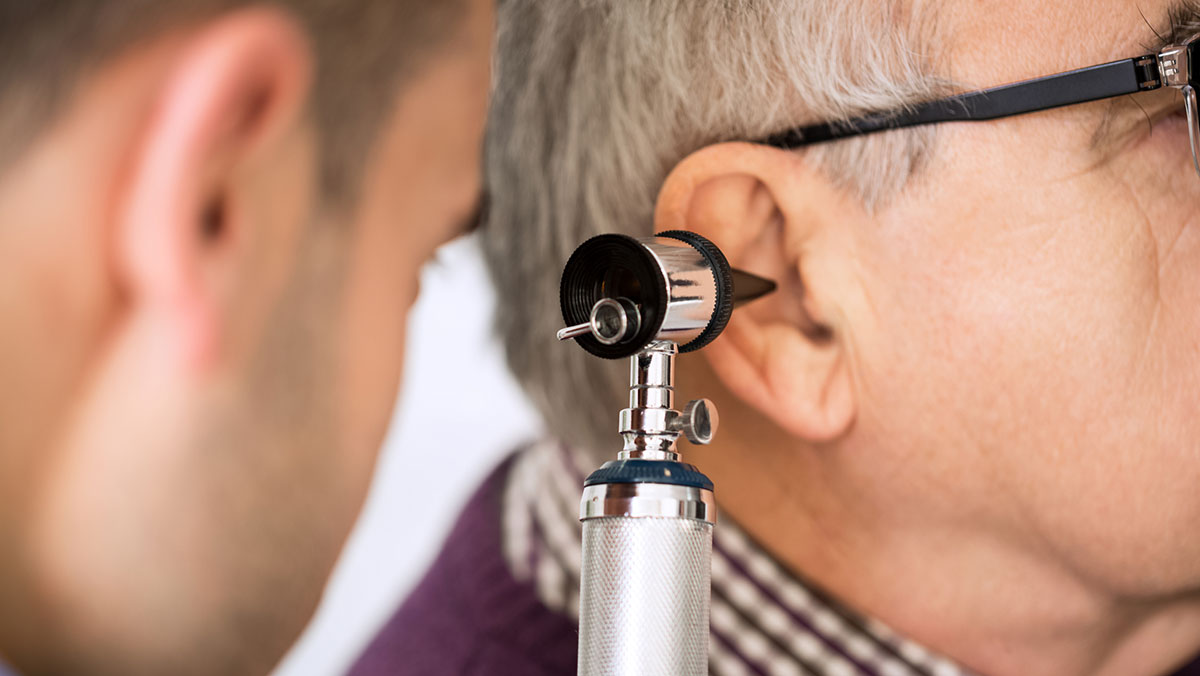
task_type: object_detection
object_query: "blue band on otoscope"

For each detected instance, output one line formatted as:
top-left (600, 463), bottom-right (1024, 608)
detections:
top-left (584, 459), bottom-right (714, 491)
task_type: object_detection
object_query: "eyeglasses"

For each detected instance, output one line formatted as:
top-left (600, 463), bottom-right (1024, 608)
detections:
top-left (757, 42), bottom-right (1200, 178)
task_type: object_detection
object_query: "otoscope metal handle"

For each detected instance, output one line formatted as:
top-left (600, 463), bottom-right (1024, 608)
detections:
top-left (560, 232), bottom-right (773, 676)
top-left (577, 342), bottom-right (716, 675)
top-left (578, 492), bottom-right (713, 676)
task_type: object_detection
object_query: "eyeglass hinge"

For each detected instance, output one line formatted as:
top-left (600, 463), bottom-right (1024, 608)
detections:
top-left (1156, 45), bottom-right (1191, 89)
top-left (1135, 55), bottom-right (1161, 90)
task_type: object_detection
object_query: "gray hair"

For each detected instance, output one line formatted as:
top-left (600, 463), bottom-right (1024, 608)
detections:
top-left (481, 0), bottom-right (948, 457)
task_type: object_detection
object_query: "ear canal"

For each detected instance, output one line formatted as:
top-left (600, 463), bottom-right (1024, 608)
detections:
top-left (201, 196), bottom-right (226, 242)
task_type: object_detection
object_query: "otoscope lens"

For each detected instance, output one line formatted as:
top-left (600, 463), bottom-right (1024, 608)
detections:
top-left (592, 303), bottom-right (626, 343)
top-left (589, 297), bottom-right (641, 345)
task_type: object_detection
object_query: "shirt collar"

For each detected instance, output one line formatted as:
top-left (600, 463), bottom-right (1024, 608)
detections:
top-left (500, 440), bottom-right (972, 676)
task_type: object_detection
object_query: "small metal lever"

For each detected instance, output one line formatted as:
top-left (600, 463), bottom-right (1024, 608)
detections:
top-left (673, 399), bottom-right (718, 445)
top-left (557, 297), bottom-right (643, 344)
top-left (557, 323), bottom-right (592, 341)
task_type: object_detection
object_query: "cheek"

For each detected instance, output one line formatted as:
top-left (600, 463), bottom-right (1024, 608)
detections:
top-left (328, 47), bottom-right (486, 478)
top-left (855, 131), bottom-right (1200, 590)
top-left (903, 127), bottom-right (1189, 401)
top-left (329, 118), bottom-right (471, 473)
top-left (333, 217), bottom-right (421, 477)
top-left (856, 128), bottom-right (1159, 477)
top-left (864, 172), bottom-right (1159, 447)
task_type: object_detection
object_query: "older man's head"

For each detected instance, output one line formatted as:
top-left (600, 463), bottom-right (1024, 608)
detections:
top-left (483, 1), bottom-right (1200, 673)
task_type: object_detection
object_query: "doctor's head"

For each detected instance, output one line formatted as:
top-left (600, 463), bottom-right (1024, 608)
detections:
top-left (0, 0), bottom-right (491, 673)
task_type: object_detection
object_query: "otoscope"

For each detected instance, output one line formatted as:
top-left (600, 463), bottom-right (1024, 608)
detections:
top-left (556, 231), bottom-right (775, 676)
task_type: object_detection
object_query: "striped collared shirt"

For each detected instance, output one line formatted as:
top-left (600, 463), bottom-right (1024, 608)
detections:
top-left (501, 441), bottom-right (969, 676)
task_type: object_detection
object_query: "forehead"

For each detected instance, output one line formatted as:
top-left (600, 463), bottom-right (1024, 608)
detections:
top-left (941, 0), bottom-right (1181, 86)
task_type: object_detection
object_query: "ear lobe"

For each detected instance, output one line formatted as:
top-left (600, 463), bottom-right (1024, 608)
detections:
top-left (654, 142), bottom-right (859, 443)
top-left (707, 315), bottom-right (855, 442)
top-left (116, 8), bottom-right (313, 371)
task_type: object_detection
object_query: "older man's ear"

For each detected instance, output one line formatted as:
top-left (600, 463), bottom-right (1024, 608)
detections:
top-left (653, 143), bottom-right (870, 443)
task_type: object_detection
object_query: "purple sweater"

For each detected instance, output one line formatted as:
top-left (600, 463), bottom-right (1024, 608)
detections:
top-left (352, 457), bottom-right (576, 675)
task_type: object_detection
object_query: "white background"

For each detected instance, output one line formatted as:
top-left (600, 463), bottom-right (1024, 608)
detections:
top-left (274, 235), bottom-right (543, 676)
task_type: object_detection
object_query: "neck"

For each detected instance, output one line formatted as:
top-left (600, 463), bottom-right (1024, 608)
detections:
top-left (679, 374), bottom-right (1200, 676)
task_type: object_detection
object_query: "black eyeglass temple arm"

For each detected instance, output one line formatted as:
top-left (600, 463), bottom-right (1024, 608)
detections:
top-left (762, 54), bottom-right (1163, 148)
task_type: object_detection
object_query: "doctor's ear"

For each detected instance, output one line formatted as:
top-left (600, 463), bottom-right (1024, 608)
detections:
top-left (653, 143), bottom-right (868, 443)
top-left (116, 8), bottom-right (314, 372)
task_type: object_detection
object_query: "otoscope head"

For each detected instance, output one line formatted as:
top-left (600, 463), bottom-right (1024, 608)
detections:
top-left (558, 231), bottom-right (774, 359)
top-left (562, 232), bottom-right (766, 676)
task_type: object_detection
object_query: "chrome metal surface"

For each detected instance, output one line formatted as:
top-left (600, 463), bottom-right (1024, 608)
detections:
top-left (628, 344), bottom-right (674, 408)
top-left (564, 236), bottom-right (731, 676)
top-left (675, 398), bottom-right (719, 445)
top-left (557, 322), bottom-right (593, 341)
top-left (619, 408), bottom-right (680, 436)
top-left (557, 231), bottom-right (776, 357)
top-left (642, 238), bottom-right (719, 346)
top-left (617, 342), bottom-right (684, 460)
top-left (591, 297), bottom-right (640, 345)
top-left (615, 341), bottom-right (723, 459)
top-left (580, 482), bottom-right (716, 523)
top-left (1159, 45), bottom-right (1191, 88)
top-left (577, 335), bottom-right (719, 676)
top-left (618, 403), bottom-right (681, 460)
top-left (559, 297), bottom-right (644, 344)
top-left (618, 447), bottom-right (679, 461)
top-left (578, 516), bottom-right (712, 676)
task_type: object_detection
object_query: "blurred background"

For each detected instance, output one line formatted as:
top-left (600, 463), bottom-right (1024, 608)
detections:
top-left (272, 235), bottom-right (544, 676)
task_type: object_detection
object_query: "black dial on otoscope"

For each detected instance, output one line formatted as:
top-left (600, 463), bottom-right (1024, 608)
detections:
top-left (559, 231), bottom-right (735, 359)
top-left (656, 230), bottom-right (735, 356)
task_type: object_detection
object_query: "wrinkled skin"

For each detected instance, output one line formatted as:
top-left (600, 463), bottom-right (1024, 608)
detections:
top-left (657, 1), bottom-right (1200, 674)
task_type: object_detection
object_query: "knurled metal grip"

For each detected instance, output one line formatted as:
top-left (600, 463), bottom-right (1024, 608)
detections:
top-left (578, 514), bottom-right (712, 676)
